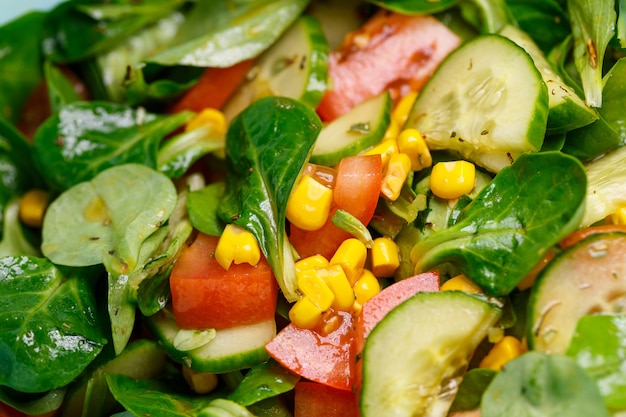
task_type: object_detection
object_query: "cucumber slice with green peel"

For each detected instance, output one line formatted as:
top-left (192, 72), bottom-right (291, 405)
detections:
top-left (499, 25), bottom-right (598, 134)
top-left (145, 309), bottom-right (275, 373)
top-left (310, 92), bottom-right (391, 166)
top-left (223, 15), bottom-right (329, 120)
top-left (528, 232), bottom-right (626, 354)
top-left (404, 34), bottom-right (548, 173)
top-left (359, 291), bottom-right (501, 417)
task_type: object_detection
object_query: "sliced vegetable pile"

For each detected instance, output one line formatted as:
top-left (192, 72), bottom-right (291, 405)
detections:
top-left (2, 0), bottom-right (626, 416)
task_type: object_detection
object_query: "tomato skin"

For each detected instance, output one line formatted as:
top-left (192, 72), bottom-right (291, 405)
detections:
top-left (168, 59), bottom-right (254, 113)
top-left (170, 232), bottom-right (278, 330)
top-left (294, 381), bottom-right (360, 417)
top-left (316, 11), bottom-right (460, 121)
top-left (559, 224), bottom-right (626, 249)
top-left (289, 155), bottom-right (382, 259)
top-left (265, 311), bottom-right (356, 391)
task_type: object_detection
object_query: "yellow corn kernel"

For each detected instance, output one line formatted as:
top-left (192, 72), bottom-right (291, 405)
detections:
top-left (370, 237), bottom-right (400, 277)
top-left (295, 255), bottom-right (329, 275)
top-left (286, 175), bottom-right (333, 231)
top-left (392, 91), bottom-right (418, 127)
top-left (441, 274), bottom-right (483, 294)
top-left (19, 189), bottom-right (51, 228)
top-left (381, 152), bottom-right (412, 201)
top-left (182, 366), bottom-right (219, 394)
top-left (289, 296), bottom-right (324, 329)
top-left (330, 238), bottom-right (368, 285)
top-left (353, 269), bottom-right (381, 306)
top-left (317, 265), bottom-right (355, 311)
top-left (185, 108), bottom-right (227, 134)
top-left (480, 335), bottom-right (526, 371)
top-left (364, 139), bottom-right (398, 169)
top-left (609, 205), bottom-right (626, 225)
top-left (397, 128), bottom-right (432, 171)
top-left (430, 160), bottom-right (476, 200)
top-left (214, 224), bottom-right (261, 270)
top-left (297, 268), bottom-right (335, 311)
top-left (382, 119), bottom-right (400, 142)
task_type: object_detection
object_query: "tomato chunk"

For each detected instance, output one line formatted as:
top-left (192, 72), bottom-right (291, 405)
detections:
top-left (289, 155), bottom-right (382, 259)
top-left (265, 311), bottom-right (356, 391)
top-left (294, 381), bottom-right (359, 417)
top-left (170, 232), bottom-right (278, 330)
top-left (316, 11), bottom-right (460, 121)
top-left (168, 59), bottom-right (254, 113)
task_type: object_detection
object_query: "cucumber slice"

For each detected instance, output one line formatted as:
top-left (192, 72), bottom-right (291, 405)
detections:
top-left (528, 232), bottom-right (626, 354)
top-left (405, 34), bottom-right (548, 173)
top-left (582, 145), bottom-right (626, 226)
top-left (223, 15), bottom-right (329, 120)
top-left (145, 310), bottom-right (275, 373)
top-left (360, 291), bottom-right (501, 417)
top-left (310, 92), bottom-right (391, 166)
top-left (499, 25), bottom-right (598, 134)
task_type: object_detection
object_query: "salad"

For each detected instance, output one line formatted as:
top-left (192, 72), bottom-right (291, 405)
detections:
top-left (1, 0), bottom-right (626, 416)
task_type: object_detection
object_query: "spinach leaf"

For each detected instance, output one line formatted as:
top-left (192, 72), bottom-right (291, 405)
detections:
top-left (148, 0), bottom-right (309, 67)
top-left (481, 351), bottom-right (611, 417)
top-left (0, 12), bottom-right (45, 123)
top-left (449, 368), bottom-right (496, 413)
top-left (41, 163), bottom-right (177, 272)
top-left (106, 374), bottom-right (225, 416)
top-left (0, 256), bottom-right (107, 393)
top-left (0, 199), bottom-right (40, 258)
top-left (228, 360), bottom-right (300, 406)
top-left (43, 61), bottom-right (83, 114)
top-left (599, 57), bottom-right (626, 146)
top-left (32, 101), bottom-right (192, 191)
top-left (567, 0), bottom-right (616, 107)
top-left (124, 63), bottom-right (203, 107)
top-left (567, 314), bottom-right (626, 410)
top-left (187, 182), bottom-right (227, 237)
top-left (365, 0), bottom-right (459, 14)
top-left (619, 0), bottom-right (626, 48)
top-left (219, 96), bottom-right (322, 302)
top-left (0, 387), bottom-right (65, 416)
top-left (411, 152), bottom-right (586, 296)
top-left (506, 0), bottom-right (570, 53)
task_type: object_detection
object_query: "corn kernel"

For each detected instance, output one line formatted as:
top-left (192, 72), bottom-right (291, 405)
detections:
top-left (381, 152), bottom-right (412, 201)
top-left (185, 108), bottom-right (227, 134)
top-left (330, 238), bottom-right (368, 285)
top-left (430, 160), bottom-right (476, 200)
top-left (286, 175), bottom-right (333, 231)
top-left (182, 366), bottom-right (219, 394)
top-left (289, 296), bottom-right (324, 329)
top-left (480, 335), bottom-right (526, 371)
top-left (441, 274), bottom-right (483, 294)
top-left (297, 268), bottom-right (335, 311)
top-left (295, 255), bottom-right (329, 275)
top-left (353, 269), bottom-right (381, 306)
top-left (19, 189), bottom-right (51, 228)
top-left (382, 119), bottom-right (400, 142)
top-left (392, 91), bottom-right (418, 127)
top-left (370, 237), bottom-right (400, 277)
top-left (609, 205), bottom-right (626, 225)
top-left (397, 128), bottom-right (432, 171)
top-left (214, 224), bottom-right (261, 270)
top-left (317, 265), bottom-right (355, 311)
top-left (364, 139), bottom-right (398, 169)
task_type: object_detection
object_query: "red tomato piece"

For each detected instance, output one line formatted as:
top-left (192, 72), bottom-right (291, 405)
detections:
top-left (170, 232), bottom-right (278, 330)
top-left (289, 155), bottom-right (382, 259)
top-left (316, 11), bottom-right (460, 121)
top-left (168, 59), bottom-right (254, 113)
top-left (559, 224), bottom-right (626, 249)
top-left (265, 311), bottom-right (356, 391)
top-left (0, 403), bottom-right (59, 417)
top-left (294, 381), bottom-right (360, 417)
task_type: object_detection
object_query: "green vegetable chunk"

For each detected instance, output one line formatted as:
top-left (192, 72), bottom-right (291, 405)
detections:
top-left (411, 152), bottom-right (586, 296)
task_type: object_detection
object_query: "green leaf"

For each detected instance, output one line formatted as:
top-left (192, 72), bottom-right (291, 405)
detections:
top-left (567, 314), bottom-right (626, 410)
top-left (148, 0), bottom-right (310, 67)
top-left (187, 182), bottom-right (227, 236)
top-left (366, 0), bottom-right (459, 14)
top-left (43, 60), bottom-right (83, 114)
top-left (449, 368), bottom-right (496, 412)
top-left (219, 96), bottom-right (322, 302)
top-left (506, 0), bottom-right (570, 53)
top-left (411, 152), bottom-right (587, 296)
top-left (481, 351), bottom-right (611, 417)
top-left (32, 101), bottom-right (192, 191)
top-left (0, 256), bottom-right (107, 393)
top-left (599, 57), bottom-right (626, 146)
top-left (567, 0), bottom-right (616, 107)
top-left (228, 360), bottom-right (300, 406)
top-left (0, 387), bottom-right (66, 416)
top-left (41, 163), bottom-right (177, 274)
top-left (0, 198), bottom-right (40, 258)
